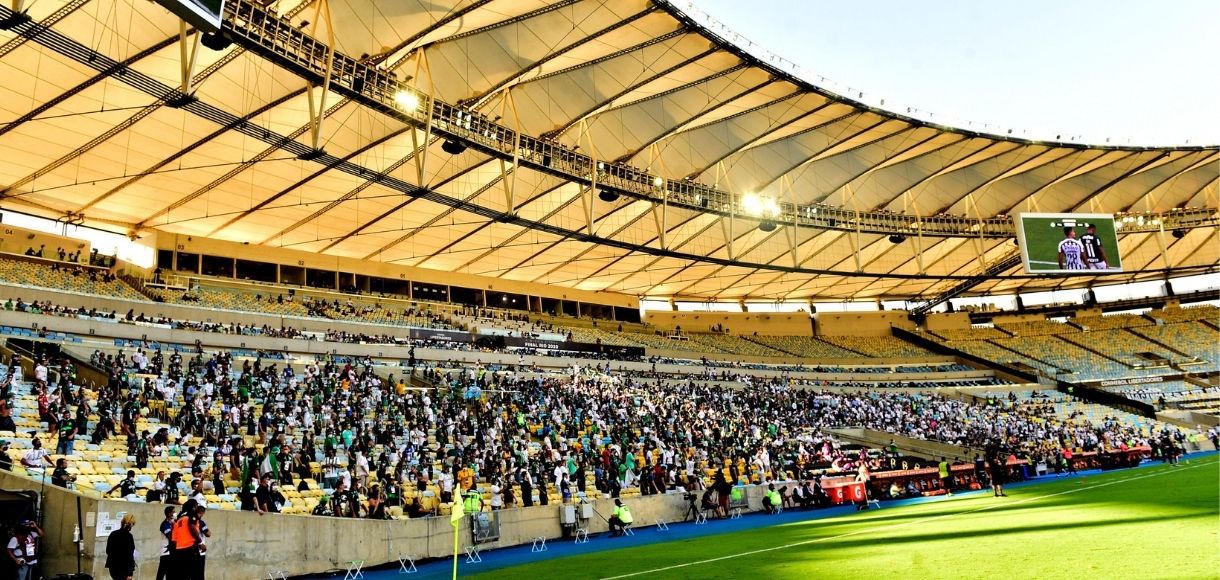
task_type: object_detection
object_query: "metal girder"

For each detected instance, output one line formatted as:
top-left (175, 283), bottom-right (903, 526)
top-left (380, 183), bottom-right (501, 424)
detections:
top-left (748, 116), bottom-right (895, 194)
top-left (366, 0), bottom-right (497, 66)
top-left (802, 130), bottom-right (956, 205)
top-left (929, 147), bottom-right (1075, 216)
top-left (137, 98), bottom-right (354, 227)
top-left (1052, 151), bottom-right (1171, 212)
top-left (433, 178), bottom-right (577, 272)
top-left (76, 86), bottom-right (304, 213)
top-left (525, 200), bottom-right (712, 284)
top-left (464, 6), bottom-right (660, 110)
top-left (583, 62), bottom-right (749, 121)
top-left (420, 0), bottom-right (584, 48)
top-left (1120, 151), bottom-right (1220, 213)
top-left (650, 213), bottom-right (789, 296)
top-left (1018, 149), bottom-right (1141, 212)
top-left (0, 36), bottom-right (176, 141)
top-left (315, 154), bottom-right (497, 253)
top-left (49, 0), bottom-right (317, 213)
top-left (544, 46), bottom-right (720, 142)
top-left (205, 125), bottom-right (411, 237)
top-left (0, 0), bottom-right (89, 59)
top-left (684, 100), bottom-right (841, 178)
top-left (870, 140), bottom-right (1021, 213)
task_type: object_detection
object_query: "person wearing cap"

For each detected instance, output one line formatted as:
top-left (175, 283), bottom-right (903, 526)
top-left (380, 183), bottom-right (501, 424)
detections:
top-left (0, 440), bottom-right (12, 471)
top-left (255, 473), bottom-right (282, 515)
top-left (104, 513), bottom-right (136, 580)
top-left (6, 519), bottom-right (43, 580)
top-left (608, 498), bottom-right (633, 536)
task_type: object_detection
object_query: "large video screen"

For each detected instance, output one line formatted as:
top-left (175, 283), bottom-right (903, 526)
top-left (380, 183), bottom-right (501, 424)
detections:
top-left (1014, 212), bottom-right (1123, 274)
top-left (154, 0), bottom-right (224, 33)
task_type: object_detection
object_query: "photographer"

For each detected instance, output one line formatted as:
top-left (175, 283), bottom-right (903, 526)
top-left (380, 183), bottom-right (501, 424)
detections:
top-left (7, 519), bottom-right (43, 580)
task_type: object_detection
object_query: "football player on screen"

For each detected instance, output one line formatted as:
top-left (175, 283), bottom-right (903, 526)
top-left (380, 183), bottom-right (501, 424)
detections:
top-left (1080, 224), bottom-right (1110, 269)
top-left (1057, 226), bottom-right (1086, 270)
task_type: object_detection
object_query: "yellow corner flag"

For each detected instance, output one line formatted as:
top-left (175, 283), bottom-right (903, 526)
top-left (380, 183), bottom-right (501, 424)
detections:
top-left (451, 494), bottom-right (464, 580)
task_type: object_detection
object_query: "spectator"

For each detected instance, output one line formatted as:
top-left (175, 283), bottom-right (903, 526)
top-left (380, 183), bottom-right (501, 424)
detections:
top-left (104, 513), bottom-right (137, 580)
top-left (156, 505), bottom-right (175, 580)
top-left (0, 440), bottom-right (12, 471)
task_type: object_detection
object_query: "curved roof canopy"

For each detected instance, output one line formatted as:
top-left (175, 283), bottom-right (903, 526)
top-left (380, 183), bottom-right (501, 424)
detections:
top-left (0, 0), bottom-right (1215, 301)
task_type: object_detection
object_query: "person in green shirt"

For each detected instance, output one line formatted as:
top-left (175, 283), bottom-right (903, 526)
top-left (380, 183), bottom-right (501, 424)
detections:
top-left (609, 499), bottom-right (633, 536)
top-left (463, 489), bottom-right (483, 514)
top-left (765, 483), bottom-right (782, 514)
top-left (938, 457), bottom-right (953, 496)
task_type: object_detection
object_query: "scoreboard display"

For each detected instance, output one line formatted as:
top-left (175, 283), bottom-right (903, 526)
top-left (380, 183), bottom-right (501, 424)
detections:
top-left (1014, 212), bottom-right (1123, 274)
top-left (154, 0), bottom-right (224, 33)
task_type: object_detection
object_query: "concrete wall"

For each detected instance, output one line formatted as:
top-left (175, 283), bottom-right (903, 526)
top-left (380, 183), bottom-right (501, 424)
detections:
top-left (163, 234), bottom-right (637, 309)
top-left (0, 469), bottom-right (778, 579)
top-left (642, 312), bottom-right (814, 337)
top-left (924, 312), bottom-right (972, 333)
top-left (813, 311), bottom-right (915, 336)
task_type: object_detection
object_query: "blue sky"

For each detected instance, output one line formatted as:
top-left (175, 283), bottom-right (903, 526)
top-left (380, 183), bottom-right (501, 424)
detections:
top-left (687, 0), bottom-right (1219, 146)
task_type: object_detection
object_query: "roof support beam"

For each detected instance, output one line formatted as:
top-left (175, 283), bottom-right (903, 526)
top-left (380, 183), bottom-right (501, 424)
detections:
top-left (545, 47), bottom-right (721, 142)
top-left (205, 125), bottom-right (410, 237)
top-left (464, 6), bottom-right (659, 110)
top-left (0, 0), bottom-right (89, 60)
top-left (136, 98), bottom-right (354, 227)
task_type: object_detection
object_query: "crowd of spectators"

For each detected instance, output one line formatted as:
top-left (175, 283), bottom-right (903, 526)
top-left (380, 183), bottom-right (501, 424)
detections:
top-left (1, 339), bottom-right (1184, 523)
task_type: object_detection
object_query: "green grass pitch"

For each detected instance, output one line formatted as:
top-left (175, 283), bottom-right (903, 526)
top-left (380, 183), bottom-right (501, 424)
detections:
top-left (473, 456), bottom-right (1219, 579)
top-left (1019, 214), bottom-right (1122, 272)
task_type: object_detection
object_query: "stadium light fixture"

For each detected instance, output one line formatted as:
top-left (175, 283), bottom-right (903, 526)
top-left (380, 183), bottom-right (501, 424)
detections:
top-left (653, 176), bottom-right (664, 188)
top-left (742, 193), bottom-right (763, 215)
top-left (400, 90), bottom-right (424, 112)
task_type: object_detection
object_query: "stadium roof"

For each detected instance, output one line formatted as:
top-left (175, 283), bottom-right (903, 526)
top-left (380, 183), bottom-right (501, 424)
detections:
top-left (0, 0), bottom-right (1216, 301)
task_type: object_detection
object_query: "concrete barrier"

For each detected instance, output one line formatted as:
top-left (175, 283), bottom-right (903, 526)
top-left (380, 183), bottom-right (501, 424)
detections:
top-left (0, 469), bottom-right (775, 579)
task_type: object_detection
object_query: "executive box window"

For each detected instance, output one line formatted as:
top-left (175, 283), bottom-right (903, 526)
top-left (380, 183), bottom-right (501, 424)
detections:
top-left (280, 265), bottom-right (305, 286)
top-left (450, 286), bottom-right (483, 307)
top-left (306, 268), bottom-right (336, 289)
top-left (201, 255), bottom-right (235, 278)
top-left (175, 252), bottom-right (199, 273)
top-left (236, 259), bottom-right (277, 283)
top-left (412, 282), bottom-right (448, 302)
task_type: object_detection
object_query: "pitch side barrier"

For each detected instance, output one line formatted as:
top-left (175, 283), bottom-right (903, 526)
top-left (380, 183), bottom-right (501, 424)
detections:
top-left (891, 326), bottom-right (1038, 383)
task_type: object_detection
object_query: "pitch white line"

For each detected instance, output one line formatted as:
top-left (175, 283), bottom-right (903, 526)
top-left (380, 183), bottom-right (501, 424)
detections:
top-left (600, 461), bottom-right (1213, 580)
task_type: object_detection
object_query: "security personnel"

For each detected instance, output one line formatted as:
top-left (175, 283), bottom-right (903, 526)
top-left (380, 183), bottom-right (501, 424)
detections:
top-left (168, 499), bottom-right (203, 580)
top-left (765, 483), bottom-right (782, 514)
top-left (938, 458), bottom-right (953, 496)
top-left (463, 488), bottom-right (483, 514)
top-left (608, 498), bottom-right (633, 536)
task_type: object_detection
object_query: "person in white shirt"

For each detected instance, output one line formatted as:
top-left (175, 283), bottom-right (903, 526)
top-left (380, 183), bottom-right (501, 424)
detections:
top-left (489, 481), bottom-right (503, 511)
top-left (33, 363), bottom-right (48, 385)
top-left (21, 439), bottom-right (52, 469)
top-left (439, 471), bottom-right (454, 503)
top-left (354, 452), bottom-right (370, 490)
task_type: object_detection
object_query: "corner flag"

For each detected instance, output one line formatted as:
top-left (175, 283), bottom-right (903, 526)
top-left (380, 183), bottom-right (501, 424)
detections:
top-left (450, 495), bottom-right (464, 579)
